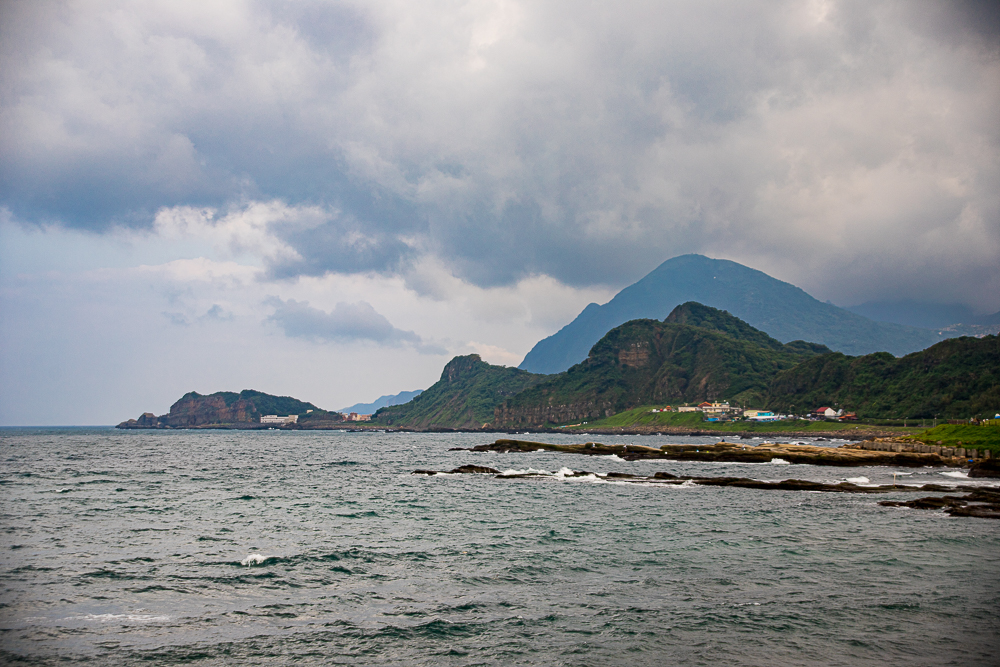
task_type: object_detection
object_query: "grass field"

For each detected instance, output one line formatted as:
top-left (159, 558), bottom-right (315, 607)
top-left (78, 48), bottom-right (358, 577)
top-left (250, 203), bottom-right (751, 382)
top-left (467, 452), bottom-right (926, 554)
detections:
top-left (562, 406), bottom-right (925, 435)
top-left (906, 423), bottom-right (1000, 454)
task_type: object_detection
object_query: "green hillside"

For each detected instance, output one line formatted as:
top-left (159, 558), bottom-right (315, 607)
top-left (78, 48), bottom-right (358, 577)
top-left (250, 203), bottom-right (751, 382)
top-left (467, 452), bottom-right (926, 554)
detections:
top-left (766, 336), bottom-right (1000, 419)
top-left (373, 355), bottom-right (545, 429)
top-left (495, 304), bottom-right (828, 428)
top-left (175, 389), bottom-right (318, 417)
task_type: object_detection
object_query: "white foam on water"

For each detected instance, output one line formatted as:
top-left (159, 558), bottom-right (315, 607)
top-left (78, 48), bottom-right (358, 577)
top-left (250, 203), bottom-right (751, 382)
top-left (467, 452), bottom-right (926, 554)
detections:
top-left (769, 458), bottom-right (790, 465)
top-left (498, 468), bottom-right (551, 477)
top-left (845, 477), bottom-right (870, 484)
top-left (604, 454), bottom-right (625, 461)
top-left (70, 613), bottom-right (171, 624)
top-left (940, 471), bottom-right (969, 479)
top-left (241, 553), bottom-right (267, 566)
top-left (679, 480), bottom-right (699, 488)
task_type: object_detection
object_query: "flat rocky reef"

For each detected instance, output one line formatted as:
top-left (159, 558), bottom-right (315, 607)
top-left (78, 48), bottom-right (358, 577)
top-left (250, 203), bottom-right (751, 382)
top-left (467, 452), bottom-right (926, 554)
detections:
top-left (413, 464), bottom-right (1000, 519)
top-left (451, 438), bottom-right (980, 467)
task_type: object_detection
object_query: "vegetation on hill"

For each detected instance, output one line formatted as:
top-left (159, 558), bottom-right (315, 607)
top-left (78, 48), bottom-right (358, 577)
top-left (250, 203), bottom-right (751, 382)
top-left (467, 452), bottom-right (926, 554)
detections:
top-left (296, 409), bottom-right (346, 428)
top-left (519, 254), bottom-right (946, 374)
top-left (373, 355), bottom-right (545, 429)
top-left (495, 304), bottom-right (829, 428)
top-left (766, 336), bottom-right (1000, 419)
top-left (178, 389), bottom-right (318, 417)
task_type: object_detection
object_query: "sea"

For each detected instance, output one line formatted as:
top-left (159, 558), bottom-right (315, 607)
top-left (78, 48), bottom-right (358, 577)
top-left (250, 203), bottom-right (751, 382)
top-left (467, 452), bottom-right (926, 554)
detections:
top-left (1, 428), bottom-right (998, 666)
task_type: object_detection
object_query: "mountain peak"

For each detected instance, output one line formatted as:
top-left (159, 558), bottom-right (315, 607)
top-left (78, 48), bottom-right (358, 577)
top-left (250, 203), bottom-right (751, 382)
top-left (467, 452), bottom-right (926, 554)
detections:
top-left (440, 354), bottom-right (487, 383)
top-left (519, 255), bottom-right (945, 374)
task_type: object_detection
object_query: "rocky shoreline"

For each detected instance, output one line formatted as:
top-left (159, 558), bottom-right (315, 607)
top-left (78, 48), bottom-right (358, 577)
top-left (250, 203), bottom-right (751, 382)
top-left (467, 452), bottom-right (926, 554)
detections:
top-left (412, 464), bottom-right (1000, 519)
top-left (453, 438), bottom-right (994, 468)
top-left (114, 420), bottom-right (919, 440)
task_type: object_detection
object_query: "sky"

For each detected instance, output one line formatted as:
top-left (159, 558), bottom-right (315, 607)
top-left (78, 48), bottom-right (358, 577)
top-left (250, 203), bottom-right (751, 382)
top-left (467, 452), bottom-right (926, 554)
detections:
top-left (1, 0), bottom-right (998, 425)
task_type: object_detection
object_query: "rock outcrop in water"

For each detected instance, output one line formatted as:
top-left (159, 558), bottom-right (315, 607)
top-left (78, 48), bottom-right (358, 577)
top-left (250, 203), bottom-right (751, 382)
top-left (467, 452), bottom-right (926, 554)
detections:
top-left (879, 488), bottom-right (1000, 518)
top-left (412, 463), bottom-right (1000, 519)
top-left (968, 458), bottom-right (1000, 478)
top-left (455, 438), bottom-right (969, 467)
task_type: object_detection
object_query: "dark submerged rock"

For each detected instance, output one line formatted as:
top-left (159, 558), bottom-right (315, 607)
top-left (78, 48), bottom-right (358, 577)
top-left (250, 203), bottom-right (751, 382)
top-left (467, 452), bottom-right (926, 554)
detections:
top-left (450, 465), bottom-right (502, 474)
top-left (413, 465), bottom-right (501, 475)
top-left (968, 458), bottom-right (1000, 478)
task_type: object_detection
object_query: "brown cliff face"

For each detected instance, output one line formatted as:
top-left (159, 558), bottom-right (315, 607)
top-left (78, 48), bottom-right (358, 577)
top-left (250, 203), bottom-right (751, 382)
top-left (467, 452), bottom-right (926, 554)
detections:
top-left (162, 396), bottom-right (258, 427)
top-left (441, 355), bottom-right (485, 383)
top-left (136, 412), bottom-right (159, 427)
top-left (617, 341), bottom-right (650, 368)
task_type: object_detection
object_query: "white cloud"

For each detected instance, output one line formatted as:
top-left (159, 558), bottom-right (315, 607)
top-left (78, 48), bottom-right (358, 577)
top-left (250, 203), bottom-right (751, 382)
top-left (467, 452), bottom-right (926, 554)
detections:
top-left (1, 0), bottom-right (996, 306)
top-left (266, 297), bottom-right (446, 354)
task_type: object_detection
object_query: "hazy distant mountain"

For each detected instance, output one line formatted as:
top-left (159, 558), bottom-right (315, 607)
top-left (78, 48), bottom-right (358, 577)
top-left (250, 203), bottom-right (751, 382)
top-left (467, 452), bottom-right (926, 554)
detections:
top-left (519, 254), bottom-right (947, 374)
top-left (845, 299), bottom-right (1000, 338)
top-left (845, 300), bottom-right (981, 329)
top-left (340, 390), bottom-right (423, 415)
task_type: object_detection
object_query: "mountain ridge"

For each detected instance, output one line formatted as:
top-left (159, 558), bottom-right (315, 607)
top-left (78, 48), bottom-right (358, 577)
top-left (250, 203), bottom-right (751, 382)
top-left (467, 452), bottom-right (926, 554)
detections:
top-left (519, 254), bottom-right (947, 374)
top-left (496, 303), bottom-right (830, 428)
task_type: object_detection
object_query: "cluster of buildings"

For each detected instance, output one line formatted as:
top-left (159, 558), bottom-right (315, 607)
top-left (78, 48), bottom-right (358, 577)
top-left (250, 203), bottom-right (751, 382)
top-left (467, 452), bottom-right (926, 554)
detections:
top-left (809, 407), bottom-right (857, 421)
top-left (259, 411), bottom-right (374, 425)
top-left (650, 402), bottom-right (778, 422)
top-left (648, 402), bottom-right (858, 422)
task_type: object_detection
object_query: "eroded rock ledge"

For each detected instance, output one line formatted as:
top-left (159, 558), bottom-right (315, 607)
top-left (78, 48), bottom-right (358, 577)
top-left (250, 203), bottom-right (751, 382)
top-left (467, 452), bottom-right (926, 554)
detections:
top-left (411, 465), bottom-right (1000, 519)
top-left (451, 439), bottom-right (970, 467)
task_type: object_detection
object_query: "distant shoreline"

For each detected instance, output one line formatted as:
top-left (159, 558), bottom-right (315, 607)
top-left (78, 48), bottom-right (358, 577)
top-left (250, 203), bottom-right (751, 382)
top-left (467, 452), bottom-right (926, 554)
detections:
top-left (113, 422), bottom-right (913, 439)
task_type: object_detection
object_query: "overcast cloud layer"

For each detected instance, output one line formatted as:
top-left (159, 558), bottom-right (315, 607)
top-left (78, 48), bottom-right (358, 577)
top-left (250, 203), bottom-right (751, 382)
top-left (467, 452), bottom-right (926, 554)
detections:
top-left (3, 0), bottom-right (998, 302)
top-left (1, 0), bottom-right (999, 424)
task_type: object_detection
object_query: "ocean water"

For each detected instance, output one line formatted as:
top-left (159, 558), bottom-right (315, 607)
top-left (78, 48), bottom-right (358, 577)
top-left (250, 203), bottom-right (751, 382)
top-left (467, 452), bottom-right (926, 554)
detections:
top-left (1, 428), bottom-right (998, 666)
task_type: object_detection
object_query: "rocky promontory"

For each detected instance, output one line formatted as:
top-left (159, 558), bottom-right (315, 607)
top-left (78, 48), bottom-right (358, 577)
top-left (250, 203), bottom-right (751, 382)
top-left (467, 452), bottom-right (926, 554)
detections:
top-left (117, 389), bottom-right (328, 429)
top-left (454, 438), bottom-right (990, 467)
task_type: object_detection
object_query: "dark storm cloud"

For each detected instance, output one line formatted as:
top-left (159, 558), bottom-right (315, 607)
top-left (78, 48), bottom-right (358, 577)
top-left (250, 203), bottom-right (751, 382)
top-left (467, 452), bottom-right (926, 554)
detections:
top-left (2, 1), bottom-right (998, 306)
top-left (267, 297), bottom-right (443, 353)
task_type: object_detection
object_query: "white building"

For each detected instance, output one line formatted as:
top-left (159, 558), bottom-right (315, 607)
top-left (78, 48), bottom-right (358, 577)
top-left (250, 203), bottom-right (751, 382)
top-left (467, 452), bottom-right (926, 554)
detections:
top-left (260, 414), bottom-right (298, 425)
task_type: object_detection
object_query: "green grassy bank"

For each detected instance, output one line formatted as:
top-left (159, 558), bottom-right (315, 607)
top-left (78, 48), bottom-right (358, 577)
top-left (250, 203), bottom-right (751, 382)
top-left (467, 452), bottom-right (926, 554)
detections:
top-left (906, 423), bottom-right (1000, 454)
top-left (562, 406), bottom-right (924, 435)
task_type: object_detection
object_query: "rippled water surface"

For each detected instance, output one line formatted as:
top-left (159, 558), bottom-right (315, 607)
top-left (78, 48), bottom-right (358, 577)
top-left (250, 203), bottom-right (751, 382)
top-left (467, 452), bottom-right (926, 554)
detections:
top-left (1, 428), bottom-right (998, 665)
